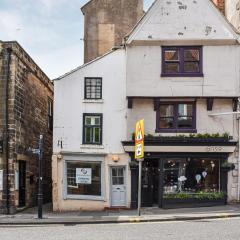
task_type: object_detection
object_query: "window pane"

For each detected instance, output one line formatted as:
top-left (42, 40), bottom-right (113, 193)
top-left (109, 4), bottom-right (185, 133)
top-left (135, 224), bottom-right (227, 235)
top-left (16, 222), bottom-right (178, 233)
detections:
top-left (67, 162), bottom-right (101, 196)
top-left (184, 62), bottom-right (199, 73)
top-left (160, 105), bottom-right (174, 117)
top-left (159, 118), bottom-right (174, 129)
top-left (85, 117), bottom-right (92, 125)
top-left (117, 168), bottom-right (124, 177)
top-left (163, 158), bottom-right (220, 194)
top-left (118, 177), bottom-right (124, 185)
top-left (178, 104), bottom-right (193, 117)
top-left (184, 49), bottom-right (200, 61)
top-left (164, 63), bottom-right (180, 73)
top-left (85, 127), bottom-right (92, 143)
top-left (93, 127), bottom-right (100, 143)
top-left (164, 50), bottom-right (179, 61)
top-left (177, 116), bottom-right (193, 128)
top-left (94, 117), bottom-right (100, 125)
top-left (112, 176), bottom-right (118, 185)
top-left (112, 168), bottom-right (117, 177)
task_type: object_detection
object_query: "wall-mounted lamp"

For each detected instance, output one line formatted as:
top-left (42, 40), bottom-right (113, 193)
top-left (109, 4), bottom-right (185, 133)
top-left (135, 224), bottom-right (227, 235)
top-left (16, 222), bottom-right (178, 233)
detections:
top-left (112, 155), bottom-right (120, 162)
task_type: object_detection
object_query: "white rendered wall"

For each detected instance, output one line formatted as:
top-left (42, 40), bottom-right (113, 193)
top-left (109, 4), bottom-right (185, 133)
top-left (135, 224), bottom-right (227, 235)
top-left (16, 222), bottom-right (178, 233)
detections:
top-left (127, 99), bottom-right (237, 139)
top-left (53, 49), bottom-right (127, 154)
top-left (126, 45), bottom-right (240, 97)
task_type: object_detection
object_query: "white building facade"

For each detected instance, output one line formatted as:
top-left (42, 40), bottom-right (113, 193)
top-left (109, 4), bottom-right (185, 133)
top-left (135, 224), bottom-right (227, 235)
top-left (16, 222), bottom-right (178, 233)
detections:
top-left (53, 0), bottom-right (240, 211)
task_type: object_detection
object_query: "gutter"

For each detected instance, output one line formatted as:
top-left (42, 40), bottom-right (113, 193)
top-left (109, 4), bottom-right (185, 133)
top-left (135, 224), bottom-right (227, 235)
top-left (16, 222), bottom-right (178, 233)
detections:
top-left (4, 47), bottom-right (12, 214)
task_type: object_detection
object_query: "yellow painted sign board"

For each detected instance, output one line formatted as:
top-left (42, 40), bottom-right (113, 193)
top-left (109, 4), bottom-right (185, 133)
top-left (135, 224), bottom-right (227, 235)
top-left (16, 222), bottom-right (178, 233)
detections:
top-left (135, 119), bottom-right (144, 160)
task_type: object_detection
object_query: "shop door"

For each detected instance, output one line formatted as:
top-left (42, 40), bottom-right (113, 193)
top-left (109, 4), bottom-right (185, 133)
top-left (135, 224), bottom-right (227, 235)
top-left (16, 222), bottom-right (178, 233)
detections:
top-left (111, 167), bottom-right (126, 207)
top-left (19, 161), bottom-right (26, 207)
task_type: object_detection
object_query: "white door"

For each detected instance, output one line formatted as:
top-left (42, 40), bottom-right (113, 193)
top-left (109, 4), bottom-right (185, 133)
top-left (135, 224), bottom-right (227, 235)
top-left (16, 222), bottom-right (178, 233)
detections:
top-left (111, 167), bottom-right (126, 207)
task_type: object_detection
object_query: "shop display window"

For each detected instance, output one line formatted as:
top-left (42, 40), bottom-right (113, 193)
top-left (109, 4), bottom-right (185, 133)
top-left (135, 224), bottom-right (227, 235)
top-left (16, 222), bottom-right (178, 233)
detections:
top-left (164, 158), bottom-right (220, 195)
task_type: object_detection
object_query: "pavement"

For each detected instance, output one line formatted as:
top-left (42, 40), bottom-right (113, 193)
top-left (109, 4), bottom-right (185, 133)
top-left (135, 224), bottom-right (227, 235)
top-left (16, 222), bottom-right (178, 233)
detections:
top-left (1, 204), bottom-right (240, 225)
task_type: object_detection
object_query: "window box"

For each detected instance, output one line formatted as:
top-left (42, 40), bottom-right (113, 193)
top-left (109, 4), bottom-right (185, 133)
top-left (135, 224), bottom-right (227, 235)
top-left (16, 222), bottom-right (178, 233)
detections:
top-left (156, 102), bottom-right (196, 133)
top-left (161, 46), bottom-right (203, 77)
top-left (162, 197), bottom-right (226, 209)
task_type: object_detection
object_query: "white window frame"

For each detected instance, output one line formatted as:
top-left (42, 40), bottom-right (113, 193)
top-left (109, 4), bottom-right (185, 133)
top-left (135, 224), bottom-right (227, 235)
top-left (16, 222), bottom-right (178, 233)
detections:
top-left (63, 153), bottom-right (105, 201)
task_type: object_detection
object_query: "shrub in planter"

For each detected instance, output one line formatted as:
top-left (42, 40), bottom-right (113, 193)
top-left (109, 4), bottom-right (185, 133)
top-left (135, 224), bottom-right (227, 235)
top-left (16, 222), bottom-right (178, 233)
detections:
top-left (163, 191), bottom-right (225, 200)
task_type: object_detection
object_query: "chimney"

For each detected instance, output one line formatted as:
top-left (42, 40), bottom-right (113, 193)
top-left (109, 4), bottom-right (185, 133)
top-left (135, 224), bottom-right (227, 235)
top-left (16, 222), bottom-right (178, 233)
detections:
top-left (212, 0), bottom-right (225, 14)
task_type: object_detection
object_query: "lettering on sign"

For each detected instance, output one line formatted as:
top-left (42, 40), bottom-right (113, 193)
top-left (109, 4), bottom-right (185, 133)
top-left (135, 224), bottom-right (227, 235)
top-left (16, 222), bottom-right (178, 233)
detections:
top-left (206, 146), bottom-right (224, 152)
top-left (76, 168), bottom-right (92, 184)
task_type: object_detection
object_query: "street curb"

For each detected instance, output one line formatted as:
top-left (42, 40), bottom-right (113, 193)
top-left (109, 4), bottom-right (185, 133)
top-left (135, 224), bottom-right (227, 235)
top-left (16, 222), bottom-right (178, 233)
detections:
top-left (0, 213), bottom-right (240, 225)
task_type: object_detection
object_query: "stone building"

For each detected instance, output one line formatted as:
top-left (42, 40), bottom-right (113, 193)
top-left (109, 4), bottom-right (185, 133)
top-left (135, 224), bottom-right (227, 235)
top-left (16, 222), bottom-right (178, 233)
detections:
top-left (0, 41), bottom-right (53, 214)
top-left (81, 0), bottom-right (144, 63)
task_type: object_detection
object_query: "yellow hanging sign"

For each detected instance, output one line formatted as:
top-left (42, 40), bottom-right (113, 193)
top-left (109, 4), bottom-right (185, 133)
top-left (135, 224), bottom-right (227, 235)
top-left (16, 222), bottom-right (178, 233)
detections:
top-left (135, 119), bottom-right (144, 160)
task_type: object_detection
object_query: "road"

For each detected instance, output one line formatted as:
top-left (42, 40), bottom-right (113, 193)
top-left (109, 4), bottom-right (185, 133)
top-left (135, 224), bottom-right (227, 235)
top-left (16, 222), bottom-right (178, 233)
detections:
top-left (1, 217), bottom-right (240, 240)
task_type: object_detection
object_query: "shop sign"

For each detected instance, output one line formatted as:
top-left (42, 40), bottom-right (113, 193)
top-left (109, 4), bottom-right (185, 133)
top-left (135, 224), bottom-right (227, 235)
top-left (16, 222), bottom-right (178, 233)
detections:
top-left (0, 170), bottom-right (3, 191)
top-left (0, 140), bottom-right (3, 154)
top-left (135, 119), bottom-right (145, 160)
top-left (76, 168), bottom-right (92, 184)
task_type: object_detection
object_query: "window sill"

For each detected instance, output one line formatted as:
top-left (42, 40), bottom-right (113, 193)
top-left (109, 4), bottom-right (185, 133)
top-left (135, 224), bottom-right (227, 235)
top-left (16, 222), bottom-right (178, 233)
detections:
top-left (65, 195), bottom-right (105, 201)
top-left (161, 73), bottom-right (204, 78)
top-left (83, 99), bottom-right (104, 104)
top-left (80, 144), bottom-right (104, 149)
top-left (156, 129), bottom-right (197, 133)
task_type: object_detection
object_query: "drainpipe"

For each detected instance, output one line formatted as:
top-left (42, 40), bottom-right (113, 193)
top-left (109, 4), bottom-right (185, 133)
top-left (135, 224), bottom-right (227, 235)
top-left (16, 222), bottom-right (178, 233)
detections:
top-left (4, 47), bottom-right (12, 214)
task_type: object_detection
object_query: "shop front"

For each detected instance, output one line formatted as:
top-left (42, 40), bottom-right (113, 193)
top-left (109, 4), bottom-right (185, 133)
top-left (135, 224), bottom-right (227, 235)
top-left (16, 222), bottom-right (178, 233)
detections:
top-left (123, 137), bottom-right (237, 209)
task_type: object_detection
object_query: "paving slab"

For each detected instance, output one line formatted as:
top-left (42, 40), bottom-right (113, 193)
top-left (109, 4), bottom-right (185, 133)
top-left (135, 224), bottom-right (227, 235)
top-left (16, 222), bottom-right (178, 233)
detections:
top-left (1, 204), bottom-right (240, 225)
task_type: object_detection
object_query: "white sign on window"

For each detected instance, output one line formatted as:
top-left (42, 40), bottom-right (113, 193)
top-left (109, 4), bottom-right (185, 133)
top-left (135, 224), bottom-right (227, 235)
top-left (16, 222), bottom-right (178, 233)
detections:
top-left (0, 170), bottom-right (3, 191)
top-left (76, 168), bottom-right (92, 184)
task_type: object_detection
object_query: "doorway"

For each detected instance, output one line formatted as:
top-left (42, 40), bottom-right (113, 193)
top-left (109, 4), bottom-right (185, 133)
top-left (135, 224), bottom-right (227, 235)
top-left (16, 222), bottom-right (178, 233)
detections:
top-left (19, 161), bottom-right (26, 207)
top-left (110, 166), bottom-right (127, 207)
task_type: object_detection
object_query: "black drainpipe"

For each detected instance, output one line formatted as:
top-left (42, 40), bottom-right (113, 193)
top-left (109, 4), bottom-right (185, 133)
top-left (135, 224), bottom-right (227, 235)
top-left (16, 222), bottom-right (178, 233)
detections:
top-left (4, 47), bottom-right (12, 214)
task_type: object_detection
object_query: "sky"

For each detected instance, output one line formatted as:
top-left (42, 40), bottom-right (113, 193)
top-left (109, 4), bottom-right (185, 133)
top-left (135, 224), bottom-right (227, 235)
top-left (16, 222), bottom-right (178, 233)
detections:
top-left (0, 0), bottom-right (155, 79)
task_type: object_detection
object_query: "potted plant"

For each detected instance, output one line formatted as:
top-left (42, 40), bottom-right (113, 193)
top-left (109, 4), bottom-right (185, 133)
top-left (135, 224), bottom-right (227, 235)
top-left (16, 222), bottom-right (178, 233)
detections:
top-left (221, 162), bottom-right (235, 172)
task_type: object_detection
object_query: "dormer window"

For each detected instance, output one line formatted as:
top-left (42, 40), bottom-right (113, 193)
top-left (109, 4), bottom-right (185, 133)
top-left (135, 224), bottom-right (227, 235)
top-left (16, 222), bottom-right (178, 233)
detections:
top-left (161, 46), bottom-right (203, 77)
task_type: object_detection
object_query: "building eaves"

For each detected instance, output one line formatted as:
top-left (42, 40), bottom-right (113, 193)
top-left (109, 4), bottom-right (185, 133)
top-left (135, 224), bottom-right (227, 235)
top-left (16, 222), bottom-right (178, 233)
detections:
top-left (53, 48), bottom-right (121, 81)
top-left (81, 0), bottom-right (94, 14)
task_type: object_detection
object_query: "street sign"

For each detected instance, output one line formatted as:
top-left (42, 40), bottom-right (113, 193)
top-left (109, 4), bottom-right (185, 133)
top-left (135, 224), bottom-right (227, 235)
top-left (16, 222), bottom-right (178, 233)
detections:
top-left (135, 119), bottom-right (144, 160)
top-left (135, 119), bottom-right (145, 217)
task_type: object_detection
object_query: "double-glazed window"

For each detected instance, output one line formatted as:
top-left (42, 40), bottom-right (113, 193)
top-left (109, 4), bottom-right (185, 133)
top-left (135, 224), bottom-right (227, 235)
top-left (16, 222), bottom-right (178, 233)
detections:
top-left (162, 47), bottom-right (203, 77)
top-left (84, 77), bottom-right (102, 99)
top-left (83, 114), bottom-right (102, 145)
top-left (156, 102), bottom-right (196, 133)
top-left (67, 161), bottom-right (102, 197)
